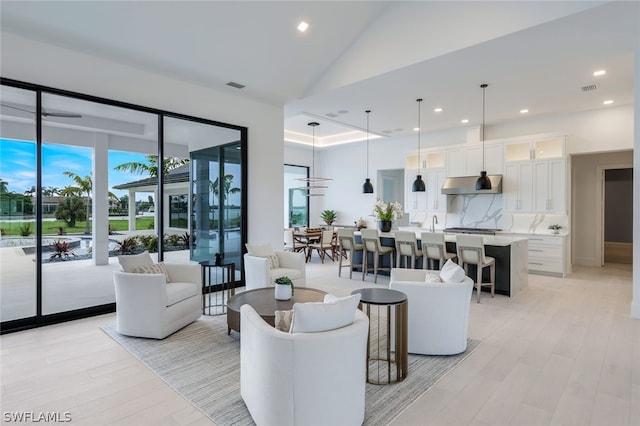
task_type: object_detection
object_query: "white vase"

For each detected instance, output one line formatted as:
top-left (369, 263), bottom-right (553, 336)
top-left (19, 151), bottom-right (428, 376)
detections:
top-left (274, 284), bottom-right (292, 301)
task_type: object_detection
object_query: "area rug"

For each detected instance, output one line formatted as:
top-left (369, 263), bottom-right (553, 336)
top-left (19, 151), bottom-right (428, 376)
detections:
top-left (102, 316), bottom-right (479, 425)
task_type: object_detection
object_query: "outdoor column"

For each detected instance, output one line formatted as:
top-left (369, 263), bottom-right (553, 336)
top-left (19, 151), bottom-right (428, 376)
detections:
top-left (128, 190), bottom-right (136, 231)
top-left (632, 48), bottom-right (640, 319)
top-left (93, 134), bottom-right (109, 265)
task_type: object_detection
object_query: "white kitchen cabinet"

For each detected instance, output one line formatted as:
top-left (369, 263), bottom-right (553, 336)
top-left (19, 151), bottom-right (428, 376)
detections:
top-left (445, 148), bottom-right (465, 177)
top-left (503, 162), bottom-right (533, 212)
top-left (446, 143), bottom-right (503, 177)
top-left (533, 159), bottom-right (566, 214)
top-left (426, 167), bottom-right (447, 212)
top-left (526, 234), bottom-right (567, 276)
top-left (504, 136), bottom-right (565, 162)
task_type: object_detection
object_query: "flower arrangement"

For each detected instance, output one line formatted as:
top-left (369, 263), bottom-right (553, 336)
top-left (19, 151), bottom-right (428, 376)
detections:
top-left (372, 200), bottom-right (403, 221)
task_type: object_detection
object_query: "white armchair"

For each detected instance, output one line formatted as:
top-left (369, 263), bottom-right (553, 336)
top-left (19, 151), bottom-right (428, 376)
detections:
top-left (113, 263), bottom-right (201, 339)
top-left (240, 304), bottom-right (368, 426)
top-left (389, 268), bottom-right (473, 355)
top-left (243, 251), bottom-right (306, 291)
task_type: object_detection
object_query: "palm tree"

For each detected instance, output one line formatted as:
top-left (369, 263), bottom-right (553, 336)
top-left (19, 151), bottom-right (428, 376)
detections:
top-left (60, 172), bottom-right (93, 234)
top-left (114, 155), bottom-right (188, 177)
top-left (0, 179), bottom-right (8, 194)
top-left (210, 174), bottom-right (241, 227)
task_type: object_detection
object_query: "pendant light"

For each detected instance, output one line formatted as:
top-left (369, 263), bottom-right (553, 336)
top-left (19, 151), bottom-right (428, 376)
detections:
top-left (475, 84), bottom-right (492, 190)
top-left (412, 98), bottom-right (426, 192)
top-left (362, 109), bottom-right (374, 193)
top-left (295, 121), bottom-right (332, 197)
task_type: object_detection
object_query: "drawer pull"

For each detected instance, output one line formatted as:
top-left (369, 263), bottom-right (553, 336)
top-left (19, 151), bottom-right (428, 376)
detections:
top-left (529, 249), bottom-right (544, 252)
top-left (529, 262), bottom-right (544, 266)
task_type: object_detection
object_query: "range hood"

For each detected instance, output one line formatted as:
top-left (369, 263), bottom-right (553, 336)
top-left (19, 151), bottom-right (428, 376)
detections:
top-left (441, 175), bottom-right (502, 195)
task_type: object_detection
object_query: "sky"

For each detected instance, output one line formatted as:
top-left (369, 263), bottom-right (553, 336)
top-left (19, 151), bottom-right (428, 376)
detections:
top-left (1, 138), bottom-right (155, 201)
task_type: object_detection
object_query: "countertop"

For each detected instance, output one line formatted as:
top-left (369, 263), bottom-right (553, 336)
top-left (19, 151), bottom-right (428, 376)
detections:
top-left (371, 230), bottom-right (528, 247)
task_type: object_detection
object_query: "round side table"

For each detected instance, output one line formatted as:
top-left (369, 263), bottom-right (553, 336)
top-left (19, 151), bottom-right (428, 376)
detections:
top-left (351, 287), bottom-right (408, 384)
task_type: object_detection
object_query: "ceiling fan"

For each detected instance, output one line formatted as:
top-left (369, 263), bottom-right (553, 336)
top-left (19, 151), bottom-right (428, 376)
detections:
top-left (1, 103), bottom-right (82, 118)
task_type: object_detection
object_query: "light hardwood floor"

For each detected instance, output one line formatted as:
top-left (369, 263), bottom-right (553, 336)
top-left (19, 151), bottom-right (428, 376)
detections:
top-left (1, 261), bottom-right (637, 425)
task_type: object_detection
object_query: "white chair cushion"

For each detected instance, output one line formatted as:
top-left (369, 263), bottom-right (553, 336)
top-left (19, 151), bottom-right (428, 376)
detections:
top-left (246, 244), bottom-right (279, 269)
top-left (270, 268), bottom-right (303, 281)
top-left (118, 251), bottom-right (153, 272)
top-left (424, 271), bottom-right (442, 283)
top-left (290, 293), bottom-right (361, 333)
top-left (132, 262), bottom-right (171, 283)
top-left (166, 282), bottom-right (199, 307)
top-left (440, 259), bottom-right (466, 283)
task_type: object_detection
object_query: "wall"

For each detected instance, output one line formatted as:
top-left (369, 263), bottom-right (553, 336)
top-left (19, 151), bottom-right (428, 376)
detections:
top-left (1, 32), bottom-right (284, 248)
top-left (572, 151), bottom-right (633, 266)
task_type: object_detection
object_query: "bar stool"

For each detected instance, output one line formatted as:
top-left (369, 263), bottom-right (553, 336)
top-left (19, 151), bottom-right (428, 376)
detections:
top-left (394, 231), bottom-right (423, 269)
top-left (420, 232), bottom-right (457, 270)
top-left (337, 228), bottom-right (364, 279)
top-left (456, 234), bottom-right (495, 303)
top-left (361, 229), bottom-right (395, 284)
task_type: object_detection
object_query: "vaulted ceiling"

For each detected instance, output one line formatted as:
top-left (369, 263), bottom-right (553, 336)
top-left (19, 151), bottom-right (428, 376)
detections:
top-left (1, 1), bottom-right (638, 147)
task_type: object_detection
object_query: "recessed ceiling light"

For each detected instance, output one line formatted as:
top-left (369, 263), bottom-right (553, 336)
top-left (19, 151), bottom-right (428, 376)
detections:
top-left (297, 21), bottom-right (309, 32)
top-left (434, 107), bottom-right (443, 113)
top-left (461, 119), bottom-right (469, 124)
top-left (520, 109), bottom-right (529, 114)
top-left (593, 69), bottom-right (606, 76)
top-left (413, 127), bottom-right (420, 131)
top-left (603, 100), bottom-right (614, 105)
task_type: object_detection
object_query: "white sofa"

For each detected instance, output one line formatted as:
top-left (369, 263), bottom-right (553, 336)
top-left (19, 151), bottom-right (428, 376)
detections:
top-left (240, 304), bottom-right (368, 426)
top-left (389, 268), bottom-right (473, 355)
top-left (243, 251), bottom-right (306, 291)
top-left (113, 262), bottom-right (201, 339)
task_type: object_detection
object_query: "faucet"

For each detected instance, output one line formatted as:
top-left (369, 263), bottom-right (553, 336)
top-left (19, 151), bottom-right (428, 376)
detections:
top-left (431, 215), bottom-right (438, 232)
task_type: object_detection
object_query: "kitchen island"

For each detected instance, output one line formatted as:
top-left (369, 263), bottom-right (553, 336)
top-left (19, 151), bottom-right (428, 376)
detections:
top-left (353, 231), bottom-right (528, 297)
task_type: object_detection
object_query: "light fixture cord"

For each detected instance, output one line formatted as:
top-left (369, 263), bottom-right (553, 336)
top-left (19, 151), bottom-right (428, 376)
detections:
top-left (312, 124), bottom-right (316, 177)
top-left (366, 110), bottom-right (370, 177)
top-left (417, 98), bottom-right (422, 174)
top-left (482, 85), bottom-right (486, 171)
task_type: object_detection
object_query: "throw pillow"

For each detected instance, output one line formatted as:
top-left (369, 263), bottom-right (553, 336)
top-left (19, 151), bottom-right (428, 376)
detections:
top-left (246, 244), bottom-right (280, 269)
top-left (274, 310), bottom-right (293, 332)
top-left (118, 251), bottom-right (153, 273)
top-left (424, 271), bottom-right (442, 283)
top-left (290, 293), bottom-right (361, 333)
top-left (439, 259), bottom-right (466, 283)
top-left (132, 262), bottom-right (171, 283)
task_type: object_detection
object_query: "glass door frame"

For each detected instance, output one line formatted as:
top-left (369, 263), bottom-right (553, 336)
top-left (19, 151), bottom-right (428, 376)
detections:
top-left (0, 77), bottom-right (247, 334)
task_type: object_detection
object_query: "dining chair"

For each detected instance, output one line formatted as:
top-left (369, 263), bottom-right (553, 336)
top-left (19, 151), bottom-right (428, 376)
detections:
top-left (284, 228), bottom-right (306, 253)
top-left (394, 231), bottom-right (423, 269)
top-left (420, 232), bottom-right (457, 270)
top-left (307, 230), bottom-right (337, 263)
top-left (361, 229), bottom-right (394, 283)
top-left (337, 228), bottom-right (364, 279)
top-left (456, 234), bottom-right (495, 303)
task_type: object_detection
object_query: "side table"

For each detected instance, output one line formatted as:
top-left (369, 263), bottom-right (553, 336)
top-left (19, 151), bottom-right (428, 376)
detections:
top-left (351, 287), bottom-right (408, 384)
top-left (200, 261), bottom-right (235, 315)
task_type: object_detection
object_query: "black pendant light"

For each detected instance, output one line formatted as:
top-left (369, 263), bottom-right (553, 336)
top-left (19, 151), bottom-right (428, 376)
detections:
top-left (412, 98), bottom-right (426, 192)
top-left (362, 110), bottom-right (374, 193)
top-left (476, 84), bottom-right (492, 190)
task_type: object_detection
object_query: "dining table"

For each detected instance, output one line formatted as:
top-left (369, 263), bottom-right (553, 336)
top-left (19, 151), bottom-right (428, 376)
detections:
top-left (293, 229), bottom-right (331, 262)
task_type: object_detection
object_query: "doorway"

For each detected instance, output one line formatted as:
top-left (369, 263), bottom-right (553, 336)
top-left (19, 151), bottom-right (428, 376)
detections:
top-left (603, 168), bottom-right (633, 264)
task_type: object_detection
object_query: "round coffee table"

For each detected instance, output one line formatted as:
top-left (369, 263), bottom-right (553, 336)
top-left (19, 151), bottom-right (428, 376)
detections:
top-left (226, 287), bottom-right (327, 334)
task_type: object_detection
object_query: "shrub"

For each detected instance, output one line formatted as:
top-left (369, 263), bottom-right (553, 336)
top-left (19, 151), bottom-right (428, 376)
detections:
top-left (55, 196), bottom-right (86, 227)
top-left (18, 222), bottom-right (32, 236)
top-left (116, 237), bottom-right (138, 254)
top-left (137, 235), bottom-right (158, 252)
top-left (49, 239), bottom-right (75, 260)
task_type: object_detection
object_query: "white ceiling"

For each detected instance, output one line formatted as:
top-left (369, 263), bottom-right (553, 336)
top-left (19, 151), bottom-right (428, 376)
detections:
top-left (1, 1), bottom-right (638, 148)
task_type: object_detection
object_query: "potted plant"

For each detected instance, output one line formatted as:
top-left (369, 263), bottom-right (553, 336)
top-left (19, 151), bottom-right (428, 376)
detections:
top-left (372, 200), bottom-right (403, 232)
top-left (548, 224), bottom-right (562, 234)
top-left (320, 209), bottom-right (337, 226)
top-left (274, 276), bottom-right (294, 300)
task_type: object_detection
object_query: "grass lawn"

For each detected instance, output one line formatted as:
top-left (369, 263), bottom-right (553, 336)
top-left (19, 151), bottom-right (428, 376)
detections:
top-left (0, 217), bottom-right (155, 236)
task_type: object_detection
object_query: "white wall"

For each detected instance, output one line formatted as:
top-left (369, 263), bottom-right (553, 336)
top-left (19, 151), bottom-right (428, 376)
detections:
top-left (1, 32), bottom-right (284, 248)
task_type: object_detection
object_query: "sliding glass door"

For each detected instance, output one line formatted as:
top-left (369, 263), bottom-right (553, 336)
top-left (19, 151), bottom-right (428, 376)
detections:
top-left (0, 78), bottom-right (247, 332)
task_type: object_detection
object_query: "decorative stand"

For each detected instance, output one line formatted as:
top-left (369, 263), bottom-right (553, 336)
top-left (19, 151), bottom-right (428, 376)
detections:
top-left (200, 261), bottom-right (235, 315)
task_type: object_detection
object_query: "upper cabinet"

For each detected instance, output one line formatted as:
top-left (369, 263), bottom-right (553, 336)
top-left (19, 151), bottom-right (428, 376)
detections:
top-left (504, 136), bottom-right (567, 214)
top-left (405, 151), bottom-right (445, 212)
top-left (504, 136), bottom-right (565, 162)
top-left (446, 143), bottom-right (503, 177)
